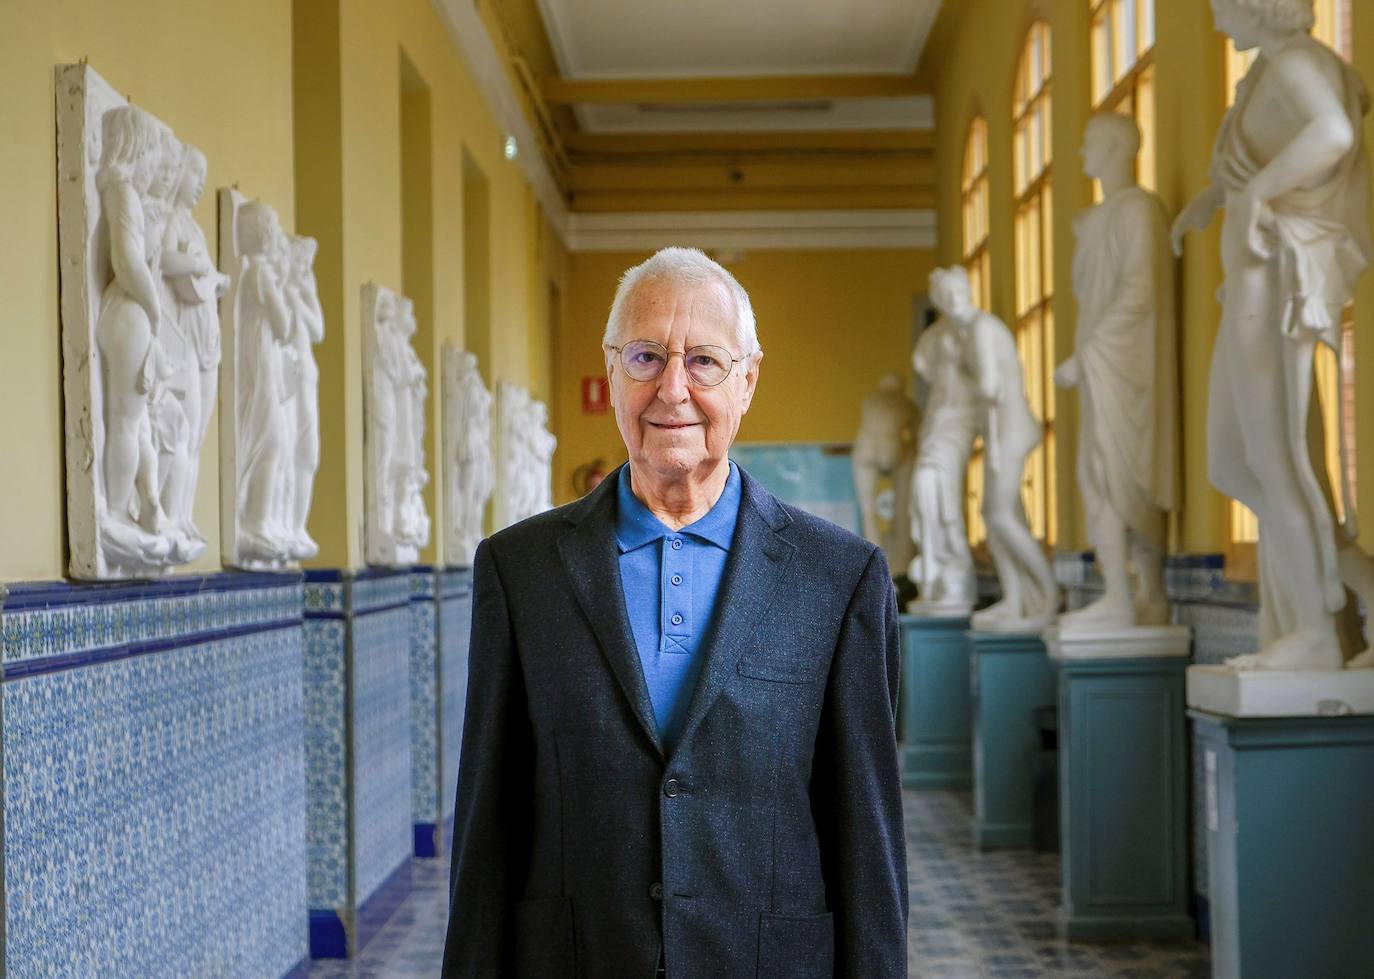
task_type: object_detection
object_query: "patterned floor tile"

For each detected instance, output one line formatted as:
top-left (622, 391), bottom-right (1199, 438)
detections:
top-left (303, 789), bottom-right (1211, 978)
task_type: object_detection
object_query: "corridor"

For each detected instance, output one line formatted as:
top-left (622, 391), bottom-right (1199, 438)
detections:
top-left (306, 788), bottom-right (1212, 978)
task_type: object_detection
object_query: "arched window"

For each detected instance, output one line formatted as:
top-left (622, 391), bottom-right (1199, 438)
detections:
top-left (1012, 21), bottom-right (1056, 545)
top-left (962, 116), bottom-right (991, 546)
top-left (1227, 0), bottom-right (1355, 560)
top-left (1090, 0), bottom-right (1156, 190)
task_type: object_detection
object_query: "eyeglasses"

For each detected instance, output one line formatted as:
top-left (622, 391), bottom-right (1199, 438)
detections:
top-left (607, 339), bottom-right (751, 388)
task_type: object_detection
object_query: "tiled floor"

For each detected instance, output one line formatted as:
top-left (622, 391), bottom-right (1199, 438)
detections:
top-left (306, 788), bottom-right (1211, 978)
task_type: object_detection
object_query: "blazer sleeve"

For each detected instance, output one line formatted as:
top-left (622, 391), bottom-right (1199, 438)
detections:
top-left (809, 546), bottom-right (909, 978)
top-left (442, 538), bottom-right (535, 977)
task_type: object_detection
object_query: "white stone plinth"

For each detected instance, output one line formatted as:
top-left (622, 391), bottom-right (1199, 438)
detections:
top-left (906, 599), bottom-right (973, 619)
top-left (1187, 665), bottom-right (1374, 718)
top-left (1045, 624), bottom-right (1191, 661)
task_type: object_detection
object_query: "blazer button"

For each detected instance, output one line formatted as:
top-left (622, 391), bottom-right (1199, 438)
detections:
top-left (649, 882), bottom-right (664, 901)
top-left (664, 778), bottom-right (680, 798)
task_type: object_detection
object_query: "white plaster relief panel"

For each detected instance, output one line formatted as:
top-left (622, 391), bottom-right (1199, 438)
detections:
top-left (218, 188), bottom-right (324, 570)
top-left (442, 344), bottom-right (494, 567)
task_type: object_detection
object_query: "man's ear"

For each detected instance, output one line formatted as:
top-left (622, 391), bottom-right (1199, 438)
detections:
top-left (740, 350), bottom-right (762, 413)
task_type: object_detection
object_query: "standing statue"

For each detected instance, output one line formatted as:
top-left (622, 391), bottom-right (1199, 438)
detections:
top-left (443, 346), bottom-right (494, 566)
top-left (233, 201), bottom-right (293, 560)
top-left (92, 105), bottom-right (177, 570)
top-left (528, 400), bottom-right (557, 515)
top-left (1173, 0), bottom-right (1374, 670)
top-left (282, 235), bottom-right (324, 559)
top-left (907, 315), bottom-right (980, 614)
top-left (363, 283), bottom-right (431, 566)
top-left (852, 373), bottom-right (918, 576)
top-left (1055, 113), bottom-right (1179, 633)
top-left (930, 266), bottom-right (1059, 631)
top-left (160, 144), bottom-right (225, 550)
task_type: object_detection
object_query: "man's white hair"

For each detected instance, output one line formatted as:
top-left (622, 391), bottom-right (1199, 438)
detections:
top-left (602, 247), bottom-right (760, 357)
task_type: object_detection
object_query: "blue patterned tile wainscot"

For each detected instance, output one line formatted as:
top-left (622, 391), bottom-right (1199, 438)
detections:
top-left (303, 568), bottom-right (414, 959)
top-left (410, 570), bottom-right (441, 845)
top-left (0, 573), bottom-right (308, 978)
top-left (438, 567), bottom-right (472, 858)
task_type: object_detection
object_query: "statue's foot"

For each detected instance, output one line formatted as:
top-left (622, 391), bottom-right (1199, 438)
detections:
top-left (1348, 648), bottom-right (1374, 670)
top-left (291, 534), bottom-right (319, 560)
top-left (238, 527), bottom-right (280, 561)
top-left (1226, 626), bottom-right (1343, 672)
top-left (1059, 595), bottom-right (1135, 632)
top-left (972, 599), bottom-right (1014, 626)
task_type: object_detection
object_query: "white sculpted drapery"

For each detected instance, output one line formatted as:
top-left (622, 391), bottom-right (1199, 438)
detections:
top-left (57, 64), bottom-right (222, 578)
top-left (930, 266), bottom-right (1059, 632)
top-left (1056, 114), bottom-right (1179, 633)
top-left (218, 189), bottom-right (324, 570)
top-left (852, 373), bottom-right (918, 577)
top-left (907, 318), bottom-right (979, 614)
top-left (364, 284), bottom-right (431, 567)
top-left (494, 383), bottom-right (556, 531)
top-left (1173, 1), bottom-right (1374, 670)
top-left (442, 345), bottom-right (494, 567)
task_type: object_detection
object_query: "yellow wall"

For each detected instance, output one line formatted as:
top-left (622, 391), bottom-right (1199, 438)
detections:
top-left (928, 0), bottom-right (1361, 555)
top-left (0, 0), bottom-right (296, 581)
top-left (0, 0), bottom-right (557, 580)
top-left (554, 248), bottom-right (935, 505)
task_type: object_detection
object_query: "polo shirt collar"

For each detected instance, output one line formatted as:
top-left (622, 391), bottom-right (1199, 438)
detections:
top-left (615, 461), bottom-right (742, 554)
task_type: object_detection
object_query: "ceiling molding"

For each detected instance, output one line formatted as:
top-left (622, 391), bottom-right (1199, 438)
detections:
top-left (544, 74), bottom-right (929, 105)
top-left (577, 96), bottom-right (935, 134)
top-left (565, 209), bottom-right (936, 252)
top-left (431, 0), bottom-right (569, 240)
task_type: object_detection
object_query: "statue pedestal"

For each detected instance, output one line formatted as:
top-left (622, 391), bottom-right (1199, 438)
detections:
top-left (899, 614), bottom-right (972, 789)
top-left (1190, 710), bottom-right (1374, 978)
top-left (1187, 665), bottom-right (1374, 717)
top-left (1046, 628), bottom-right (1194, 943)
top-left (970, 631), bottom-right (1056, 849)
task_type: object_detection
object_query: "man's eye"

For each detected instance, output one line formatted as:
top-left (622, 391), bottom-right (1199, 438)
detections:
top-left (631, 351), bottom-right (664, 366)
top-left (690, 353), bottom-right (724, 369)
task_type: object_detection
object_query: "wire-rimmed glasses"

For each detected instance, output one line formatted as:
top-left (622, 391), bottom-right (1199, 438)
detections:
top-left (606, 338), bottom-right (750, 387)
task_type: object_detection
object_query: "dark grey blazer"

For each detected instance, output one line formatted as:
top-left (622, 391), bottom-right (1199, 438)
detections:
top-left (442, 464), bottom-right (907, 978)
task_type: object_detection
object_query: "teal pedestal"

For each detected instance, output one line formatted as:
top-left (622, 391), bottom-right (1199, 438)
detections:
top-left (1056, 656), bottom-right (1194, 942)
top-left (1191, 711), bottom-right (1374, 979)
top-left (899, 614), bottom-right (972, 789)
top-left (970, 631), bottom-right (1056, 849)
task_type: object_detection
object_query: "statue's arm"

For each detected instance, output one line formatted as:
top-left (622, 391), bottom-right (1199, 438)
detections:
top-left (968, 321), bottom-right (1001, 405)
top-left (1170, 183), bottom-right (1224, 256)
top-left (1247, 47), bottom-right (1356, 203)
top-left (258, 265), bottom-right (292, 342)
top-left (103, 183), bottom-right (161, 323)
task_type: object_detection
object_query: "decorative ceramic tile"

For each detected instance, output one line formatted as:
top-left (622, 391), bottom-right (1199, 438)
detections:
top-left (352, 574), bottom-right (412, 616)
top-left (1, 581), bottom-right (300, 666)
top-left (351, 604), bottom-right (413, 907)
top-left (439, 578), bottom-right (472, 832)
top-left (304, 582), bottom-right (346, 617)
top-left (305, 618), bottom-right (348, 908)
top-left (409, 584), bottom-right (439, 826)
top-left (1, 584), bottom-right (307, 978)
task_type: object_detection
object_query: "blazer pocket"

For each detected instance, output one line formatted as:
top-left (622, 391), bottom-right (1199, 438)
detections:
top-left (513, 896), bottom-right (576, 978)
top-left (737, 656), bottom-right (820, 685)
top-left (756, 910), bottom-right (834, 979)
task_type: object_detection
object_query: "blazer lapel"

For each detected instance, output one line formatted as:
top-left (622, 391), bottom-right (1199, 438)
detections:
top-left (557, 474), bottom-right (666, 760)
top-left (670, 471), bottom-right (796, 762)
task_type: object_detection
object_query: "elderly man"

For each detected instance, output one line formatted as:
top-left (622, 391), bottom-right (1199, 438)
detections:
top-left (442, 247), bottom-right (908, 978)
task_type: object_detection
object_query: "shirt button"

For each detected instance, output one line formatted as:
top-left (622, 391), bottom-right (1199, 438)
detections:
top-left (664, 778), bottom-right (680, 798)
top-left (671, 613), bottom-right (684, 626)
top-left (670, 574), bottom-right (682, 586)
top-left (670, 539), bottom-right (683, 550)
top-left (649, 882), bottom-right (664, 900)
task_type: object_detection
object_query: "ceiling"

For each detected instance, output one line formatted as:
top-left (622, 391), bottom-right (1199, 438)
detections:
top-left (485, 0), bottom-right (946, 219)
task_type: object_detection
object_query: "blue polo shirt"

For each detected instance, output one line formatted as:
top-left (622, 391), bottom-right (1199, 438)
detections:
top-left (615, 462), bottom-right (742, 751)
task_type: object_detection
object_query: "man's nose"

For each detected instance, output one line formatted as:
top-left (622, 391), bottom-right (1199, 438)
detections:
top-left (656, 354), bottom-right (691, 403)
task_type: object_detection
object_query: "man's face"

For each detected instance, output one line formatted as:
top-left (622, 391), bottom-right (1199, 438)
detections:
top-left (606, 278), bottom-right (759, 484)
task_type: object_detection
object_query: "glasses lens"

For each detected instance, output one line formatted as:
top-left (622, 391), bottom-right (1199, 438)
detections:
top-left (620, 340), bottom-right (667, 381)
top-left (684, 345), bottom-right (732, 386)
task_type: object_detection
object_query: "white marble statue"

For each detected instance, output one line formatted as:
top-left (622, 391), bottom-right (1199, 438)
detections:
top-left (56, 64), bottom-right (220, 578)
top-left (364, 283), bottom-right (431, 567)
top-left (853, 373), bottom-right (918, 576)
top-left (1173, 0), bottom-right (1374, 670)
top-left (930, 266), bottom-right (1059, 631)
top-left (442, 345), bottom-right (494, 566)
top-left (217, 189), bottom-right (322, 570)
top-left (1054, 113), bottom-right (1180, 634)
top-left (907, 316), bottom-right (980, 614)
top-left (493, 383), bottom-right (557, 530)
